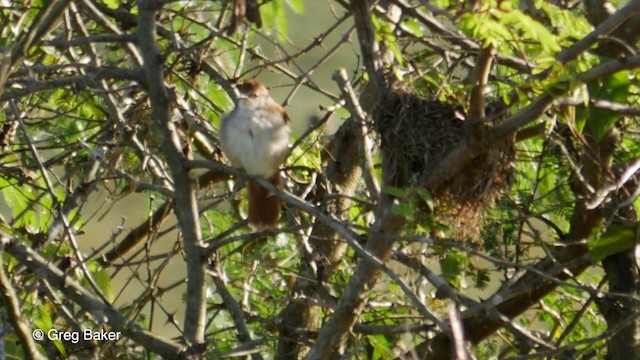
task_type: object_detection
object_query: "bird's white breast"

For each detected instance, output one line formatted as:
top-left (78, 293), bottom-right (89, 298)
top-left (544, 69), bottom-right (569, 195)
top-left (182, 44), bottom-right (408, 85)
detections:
top-left (220, 100), bottom-right (289, 178)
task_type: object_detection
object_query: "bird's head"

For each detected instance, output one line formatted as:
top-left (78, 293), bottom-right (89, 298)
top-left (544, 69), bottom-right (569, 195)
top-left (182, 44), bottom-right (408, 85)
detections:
top-left (237, 79), bottom-right (269, 104)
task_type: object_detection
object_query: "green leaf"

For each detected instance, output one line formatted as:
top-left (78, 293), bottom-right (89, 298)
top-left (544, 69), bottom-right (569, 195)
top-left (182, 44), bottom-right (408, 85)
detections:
top-left (90, 262), bottom-right (115, 302)
top-left (441, 254), bottom-right (462, 280)
top-left (103, 0), bottom-right (118, 9)
top-left (587, 108), bottom-right (618, 142)
top-left (382, 185), bottom-right (409, 198)
top-left (417, 188), bottom-right (434, 212)
top-left (588, 224), bottom-right (637, 261)
top-left (403, 18), bottom-right (423, 37)
top-left (207, 83), bottom-right (233, 113)
top-left (586, 71), bottom-right (630, 141)
top-left (391, 202), bottom-right (413, 217)
top-left (368, 335), bottom-right (395, 357)
top-left (33, 306), bottom-right (53, 331)
top-left (261, 0), bottom-right (288, 43)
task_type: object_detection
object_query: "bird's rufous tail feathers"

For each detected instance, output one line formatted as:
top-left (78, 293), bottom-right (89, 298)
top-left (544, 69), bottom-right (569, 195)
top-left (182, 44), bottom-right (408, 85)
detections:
top-left (247, 175), bottom-right (281, 229)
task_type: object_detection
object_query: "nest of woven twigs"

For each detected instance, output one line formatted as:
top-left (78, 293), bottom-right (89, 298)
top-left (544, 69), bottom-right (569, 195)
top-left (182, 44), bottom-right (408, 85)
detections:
top-left (374, 88), bottom-right (514, 238)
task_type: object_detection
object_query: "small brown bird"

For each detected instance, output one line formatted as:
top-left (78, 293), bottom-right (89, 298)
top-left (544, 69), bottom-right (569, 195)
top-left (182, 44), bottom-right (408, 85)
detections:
top-left (220, 80), bottom-right (290, 228)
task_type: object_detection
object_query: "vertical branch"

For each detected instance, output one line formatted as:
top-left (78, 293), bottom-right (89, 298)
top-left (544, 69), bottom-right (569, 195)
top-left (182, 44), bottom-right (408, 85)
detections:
top-left (210, 270), bottom-right (264, 360)
top-left (351, 0), bottom-right (385, 89)
top-left (467, 44), bottom-right (494, 124)
top-left (305, 156), bottom-right (406, 360)
top-left (275, 117), bottom-right (362, 359)
top-left (0, 247), bottom-right (46, 360)
top-left (136, 0), bottom-right (206, 345)
top-left (0, 0), bottom-right (71, 90)
top-left (333, 68), bottom-right (380, 200)
top-left (304, 2), bottom-right (409, 358)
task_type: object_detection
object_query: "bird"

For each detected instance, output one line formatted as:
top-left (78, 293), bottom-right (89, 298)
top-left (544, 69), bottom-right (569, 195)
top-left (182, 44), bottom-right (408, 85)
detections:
top-left (219, 79), bottom-right (290, 229)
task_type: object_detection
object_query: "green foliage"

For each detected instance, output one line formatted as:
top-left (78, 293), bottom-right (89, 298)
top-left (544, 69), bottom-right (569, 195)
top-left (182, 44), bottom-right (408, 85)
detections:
top-left (1, 0), bottom-right (640, 359)
top-left (372, 16), bottom-right (404, 66)
top-left (90, 261), bottom-right (115, 302)
top-left (367, 334), bottom-right (395, 358)
top-left (588, 224), bottom-right (637, 261)
top-left (102, 0), bottom-right (119, 10)
top-left (585, 72), bottom-right (630, 141)
top-left (440, 250), bottom-right (467, 286)
top-left (460, 6), bottom-right (559, 54)
top-left (260, 0), bottom-right (289, 43)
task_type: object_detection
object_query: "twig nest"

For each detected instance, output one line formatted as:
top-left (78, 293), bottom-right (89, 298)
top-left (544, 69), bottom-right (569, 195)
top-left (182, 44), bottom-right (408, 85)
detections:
top-left (374, 88), bottom-right (514, 239)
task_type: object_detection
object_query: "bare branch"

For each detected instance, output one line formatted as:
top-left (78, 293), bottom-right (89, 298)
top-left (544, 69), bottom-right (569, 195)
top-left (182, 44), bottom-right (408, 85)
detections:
top-left (209, 269), bottom-right (265, 360)
top-left (0, 249), bottom-right (46, 360)
top-left (0, 233), bottom-right (186, 358)
top-left (467, 44), bottom-right (494, 123)
top-left (332, 68), bottom-right (380, 200)
top-left (350, 0), bottom-right (385, 88)
top-left (136, 0), bottom-right (206, 344)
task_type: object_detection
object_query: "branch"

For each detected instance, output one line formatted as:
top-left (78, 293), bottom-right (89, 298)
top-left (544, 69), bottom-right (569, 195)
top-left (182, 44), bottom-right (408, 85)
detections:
top-left (0, 0), bottom-right (71, 90)
top-left (1, 69), bottom-right (143, 101)
top-left (467, 44), bottom-right (494, 122)
top-left (100, 165), bottom-right (228, 264)
top-left (0, 249), bottom-right (46, 360)
top-left (276, 115), bottom-right (363, 358)
top-left (209, 269), bottom-right (264, 360)
top-left (555, 97), bottom-right (640, 116)
top-left (350, 0), bottom-right (384, 88)
top-left (0, 233), bottom-right (186, 358)
top-left (136, 0), bottom-right (206, 344)
top-left (79, 0), bottom-right (144, 65)
top-left (410, 244), bottom-right (593, 359)
top-left (583, 0), bottom-right (640, 57)
top-left (42, 33), bottom-right (136, 47)
top-left (389, 0), bottom-right (533, 73)
top-left (190, 161), bottom-right (388, 277)
top-left (302, 160), bottom-right (413, 358)
top-left (10, 101), bottom-right (110, 305)
top-left (9, 1), bottom-right (71, 65)
top-left (425, 53), bottom-right (640, 194)
top-left (190, 159), bottom-right (448, 340)
top-left (537, 0), bottom-right (640, 79)
top-left (408, 56), bottom-right (639, 358)
top-left (465, 44), bottom-right (495, 145)
top-left (332, 68), bottom-right (380, 200)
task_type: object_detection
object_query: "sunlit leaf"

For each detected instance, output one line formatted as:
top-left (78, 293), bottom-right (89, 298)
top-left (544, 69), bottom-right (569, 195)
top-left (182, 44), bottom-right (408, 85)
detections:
top-left (588, 224), bottom-right (637, 261)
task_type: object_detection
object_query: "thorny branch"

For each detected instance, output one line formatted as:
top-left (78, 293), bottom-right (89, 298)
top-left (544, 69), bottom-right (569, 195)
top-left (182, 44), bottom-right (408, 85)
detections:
top-left (1, 0), bottom-right (640, 358)
top-left (136, 0), bottom-right (207, 345)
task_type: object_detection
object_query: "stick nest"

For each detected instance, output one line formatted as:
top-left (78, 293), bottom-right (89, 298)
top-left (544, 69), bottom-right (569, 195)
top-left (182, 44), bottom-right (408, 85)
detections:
top-left (374, 88), bottom-right (514, 239)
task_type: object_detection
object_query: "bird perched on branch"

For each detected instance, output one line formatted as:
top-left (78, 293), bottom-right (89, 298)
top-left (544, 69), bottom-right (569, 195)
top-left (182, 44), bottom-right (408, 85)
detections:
top-left (220, 80), bottom-right (290, 229)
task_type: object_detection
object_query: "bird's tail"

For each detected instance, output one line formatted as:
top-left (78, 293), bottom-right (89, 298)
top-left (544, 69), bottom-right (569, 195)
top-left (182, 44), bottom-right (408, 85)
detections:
top-left (247, 174), bottom-right (281, 229)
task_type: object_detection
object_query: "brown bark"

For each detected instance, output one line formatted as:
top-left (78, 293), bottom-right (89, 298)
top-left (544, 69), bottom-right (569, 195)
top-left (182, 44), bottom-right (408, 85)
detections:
top-left (582, 2), bottom-right (640, 356)
top-left (416, 246), bottom-right (592, 359)
top-left (137, 0), bottom-right (206, 344)
top-left (276, 120), bottom-right (362, 359)
top-left (598, 250), bottom-right (640, 360)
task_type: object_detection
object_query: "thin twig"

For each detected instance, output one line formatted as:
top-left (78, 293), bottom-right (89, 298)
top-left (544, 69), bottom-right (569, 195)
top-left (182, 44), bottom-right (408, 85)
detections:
top-left (0, 233), bottom-right (186, 358)
top-left (10, 100), bottom-right (111, 306)
top-left (332, 68), bottom-right (380, 200)
top-left (0, 244), bottom-right (46, 360)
